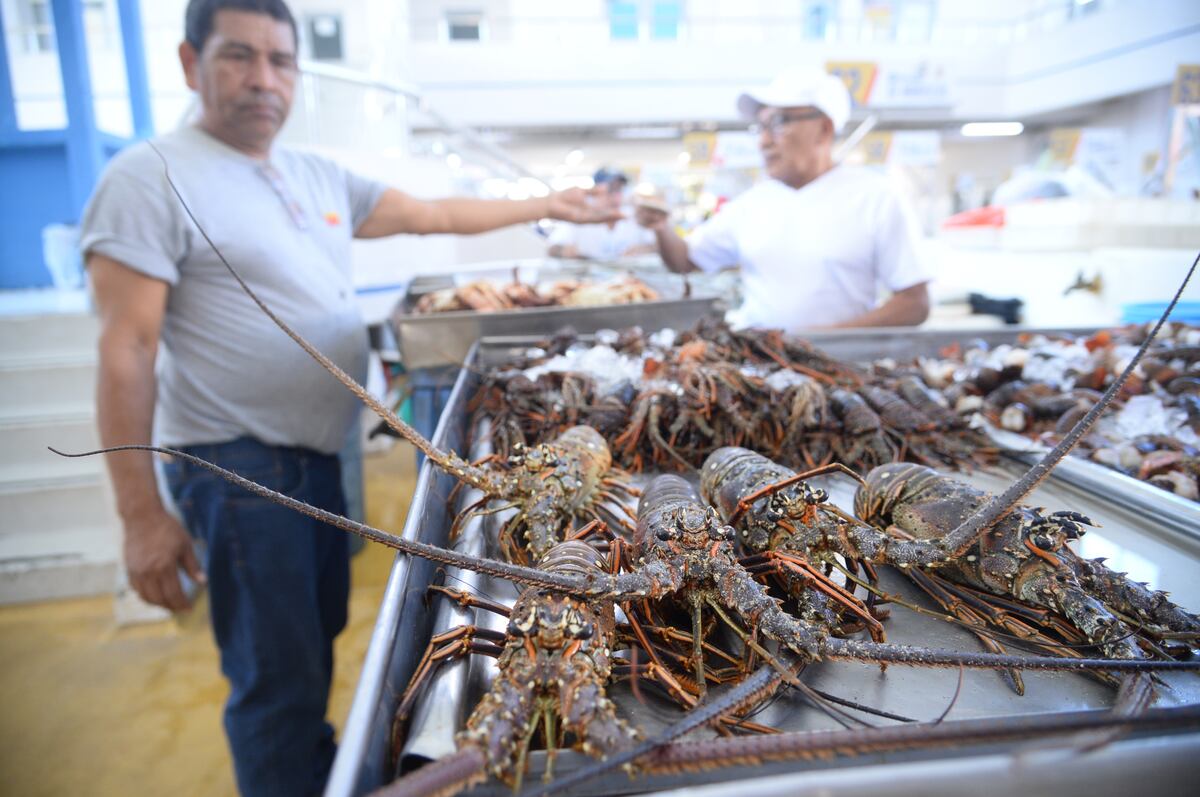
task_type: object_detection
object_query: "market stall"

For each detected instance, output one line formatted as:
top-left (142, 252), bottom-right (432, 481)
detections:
top-left (330, 325), bottom-right (1200, 797)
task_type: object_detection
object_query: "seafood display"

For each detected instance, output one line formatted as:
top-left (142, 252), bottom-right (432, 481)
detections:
top-left (64, 167), bottom-right (1200, 796)
top-left (470, 320), bottom-right (994, 476)
top-left (413, 273), bottom-right (660, 314)
top-left (912, 323), bottom-right (1200, 500)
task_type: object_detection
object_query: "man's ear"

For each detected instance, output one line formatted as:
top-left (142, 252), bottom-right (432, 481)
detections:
top-left (179, 41), bottom-right (200, 92)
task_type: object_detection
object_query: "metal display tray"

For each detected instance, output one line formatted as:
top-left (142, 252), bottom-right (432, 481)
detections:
top-left (328, 331), bottom-right (1200, 797)
top-left (390, 260), bottom-right (719, 369)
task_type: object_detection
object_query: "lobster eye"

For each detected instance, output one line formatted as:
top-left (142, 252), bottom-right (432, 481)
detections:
top-left (507, 606), bottom-right (536, 636)
top-left (1032, 533), bottom-right (1055, 550)
top-left (708, 524), bottom-right (731, 541)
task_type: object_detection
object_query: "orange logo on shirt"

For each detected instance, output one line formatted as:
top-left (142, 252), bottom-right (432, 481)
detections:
top-left (323, 211), bottom-right (342, 226)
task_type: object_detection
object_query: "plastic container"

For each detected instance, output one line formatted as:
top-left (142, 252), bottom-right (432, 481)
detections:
top-left (42, 224), bottom-right (84, 290)
top-left (1121, 301), bottom-right (1200, 325)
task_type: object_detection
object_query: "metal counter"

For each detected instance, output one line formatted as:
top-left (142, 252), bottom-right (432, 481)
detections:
top-left (329, 331), bottom-right (1200, 797)
top-left (390, 261), bottom-right (722, 370)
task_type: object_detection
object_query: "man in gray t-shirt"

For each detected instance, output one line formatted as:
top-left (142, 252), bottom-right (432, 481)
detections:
top-left (81, 2), bottom-right (617, 794)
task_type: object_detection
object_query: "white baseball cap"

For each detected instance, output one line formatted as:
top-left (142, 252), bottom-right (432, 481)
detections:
top-left (737, 67), bottom-right (852, 133)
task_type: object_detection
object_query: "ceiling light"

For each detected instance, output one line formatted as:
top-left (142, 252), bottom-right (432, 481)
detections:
top-left (677, 151), bottom-right (692, 165)
top-left (960, 122), bottom-right (1024, 137)
top-left (565, 148), bottom-right (584, 166)
top-left (446, 153), bottom-right (463, 169)
top-left (613, 126), bottom-right (681, 140)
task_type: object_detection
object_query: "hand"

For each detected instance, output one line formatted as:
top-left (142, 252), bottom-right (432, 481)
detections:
top-left (546, 188), bottom-right (624, 224)
top-left (123, 508), bottom-right (205, 612)
top-left (620, 243), bottom-right (658, 257)
top-left (548, 243), bottom-right (584, 259)
top-left (635, 205), bottom-right (670, 231)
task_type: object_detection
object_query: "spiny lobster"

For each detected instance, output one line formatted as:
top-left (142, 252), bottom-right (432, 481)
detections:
top-left (379, 540), bottom-right (637, 795)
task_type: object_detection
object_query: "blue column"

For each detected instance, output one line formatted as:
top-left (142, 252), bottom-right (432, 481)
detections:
top-left (117, 0), bottom-right (152, 139)
top-left (50, 0), bottom-right (104, 216)
top-left (0, 3), bottom-right (17, 136)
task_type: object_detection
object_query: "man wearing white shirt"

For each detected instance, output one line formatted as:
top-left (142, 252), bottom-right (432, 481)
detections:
top-left (637, 68), bottom-right (931, 330)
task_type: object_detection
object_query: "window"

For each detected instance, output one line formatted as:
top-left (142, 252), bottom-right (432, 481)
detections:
top-left (20, 0), bottom-right (55, 53)
top-left (444, 10), bottom-right (484, 42)
top-left (805, 1), bottom-right (833, 40)
top-left (609, 1), bottom-right (639, 40)
top-left (306, 14), bottom-right (343, 60)
top-left (650, 1), bottom-right (681, 40)
top-left (609, 0), bottom-right (683, 42)
top-left (17, 0), bottom-right (108, 54)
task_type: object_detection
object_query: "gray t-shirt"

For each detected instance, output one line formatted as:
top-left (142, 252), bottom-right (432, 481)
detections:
top-left (81, 125), bottom-right (388, 454)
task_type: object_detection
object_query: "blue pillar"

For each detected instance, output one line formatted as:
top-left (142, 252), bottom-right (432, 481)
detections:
top-left (0, 3), bottom-right (17, 136)
top-left (51, 0), bottom-right (104, 216)
top-left (117, 0), bottom-right (153, 138)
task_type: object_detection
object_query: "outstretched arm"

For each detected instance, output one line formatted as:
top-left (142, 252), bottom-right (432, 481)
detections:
top-left (828, 282), bottom-right (930, 328)
top-left (635, 205), bottom-right (700, 274)
top-left (355, 186), bottom-right (621, 238)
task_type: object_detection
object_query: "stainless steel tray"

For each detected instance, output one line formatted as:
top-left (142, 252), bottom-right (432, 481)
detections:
top-left (391, 260), bottom-right (720, 369)
top-left (329, 333), bottom-right (1200, 797)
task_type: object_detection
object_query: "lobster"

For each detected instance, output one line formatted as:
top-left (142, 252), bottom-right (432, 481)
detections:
top-left (700, 447), bottom-right (887, 641)
top-left (379, 540), bottom-right (637, 795)
top-left (828, 388), bottom-right (897, 471)
top-left (854, 461), bottom-right (1200, 702)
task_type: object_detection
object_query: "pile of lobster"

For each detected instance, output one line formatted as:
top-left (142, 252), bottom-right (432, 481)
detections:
top-left (470, 319), bottom-right (994, 476)
top-left (56, 168), bottom-right (1200, 797)
top-left (913, 323), bottom-right (1200, 501)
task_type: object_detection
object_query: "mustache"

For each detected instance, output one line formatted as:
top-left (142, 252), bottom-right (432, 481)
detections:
top-left (234, 93), bottom-right (285, 113)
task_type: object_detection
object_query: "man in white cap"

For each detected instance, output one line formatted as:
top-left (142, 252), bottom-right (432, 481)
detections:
top-left (637, 67), bottom-right (931, 330)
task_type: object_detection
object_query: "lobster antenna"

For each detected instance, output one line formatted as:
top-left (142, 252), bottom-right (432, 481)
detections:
top-left (51, 444), bottom-right (589, 595)
top-left (639, 704), bottom-right (1200, 774)
top-left (145, 143), bottom-right (489, 491)
top-left (941, 249), bottom-right (1199, 554)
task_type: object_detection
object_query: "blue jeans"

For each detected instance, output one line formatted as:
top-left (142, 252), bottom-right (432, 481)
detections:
top-left (165, 437), bottom-right (350, 797)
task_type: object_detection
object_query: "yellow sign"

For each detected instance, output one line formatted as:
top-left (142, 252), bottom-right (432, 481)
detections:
top-left (682, 131), bottom-right (717, 167)
top-left (1172, 64), bottom-right (1200, 105)
top-left (1047, 128), bottom-right (1082, 165)
top-left (826, 61), bottom-right (878, 107)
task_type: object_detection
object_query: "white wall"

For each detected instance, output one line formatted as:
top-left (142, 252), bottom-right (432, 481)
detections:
top-left (399, 0), bottom-right (1195, 129)
top-left (1081, 86), bottom-right (1174, 196)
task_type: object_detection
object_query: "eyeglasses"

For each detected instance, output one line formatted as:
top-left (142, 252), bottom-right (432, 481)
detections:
top-left (749, 110), bottom-right (824, 138)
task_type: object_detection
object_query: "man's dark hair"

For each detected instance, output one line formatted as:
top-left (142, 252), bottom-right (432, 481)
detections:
top-left (593, 167), bottom-right (629, 191)
top-left (185, 0), bottom-right (298, 52)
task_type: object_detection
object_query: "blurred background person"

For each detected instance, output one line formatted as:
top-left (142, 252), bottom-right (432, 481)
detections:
top-left (636, 68), bottom-right (931, 331)
top-left (548, 168), bottom-right (657, 261)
